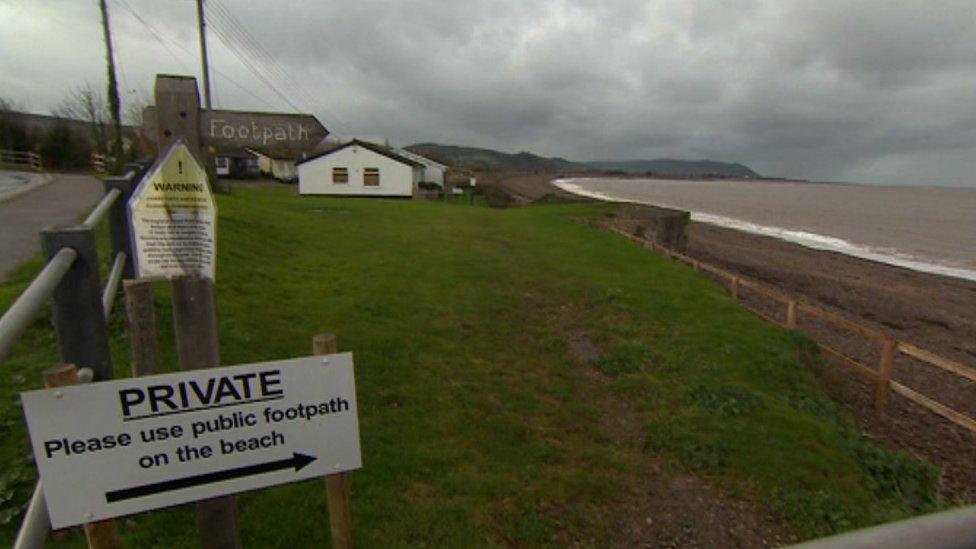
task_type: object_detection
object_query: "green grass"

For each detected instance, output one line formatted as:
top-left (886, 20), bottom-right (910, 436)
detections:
top-left (0, 188), bottom-right (939, 545)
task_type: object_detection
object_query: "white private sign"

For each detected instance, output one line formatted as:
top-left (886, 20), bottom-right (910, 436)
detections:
top-left (20, 354), bottom-right (361, 528)
top-left (128, 140), bottom-right (217, 280)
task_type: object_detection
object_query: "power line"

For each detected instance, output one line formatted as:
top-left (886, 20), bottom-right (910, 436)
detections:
top-left (205, 0), bottom-right (349, 135)
top-left (204, 20), bottom-right (304, 112)
top-left (113, 0), bottom-right (192, 73)
top-left (111, 0), bottom-right (274, 109)
top-left (205, 4), bottom-right (320, 112)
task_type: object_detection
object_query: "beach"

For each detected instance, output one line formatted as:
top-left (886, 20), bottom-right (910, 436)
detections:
top-left (555, 177), bottom-right (976, 281)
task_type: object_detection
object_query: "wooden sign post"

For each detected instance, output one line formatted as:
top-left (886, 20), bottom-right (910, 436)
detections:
top-left (150, 74), bottom-right (241, 549)
top-left (132, 74), bottom-right (352, 548)
top-left (21, 355), bottom-right (361, 529)
top-left (313, 334), bottom-right (354, 549)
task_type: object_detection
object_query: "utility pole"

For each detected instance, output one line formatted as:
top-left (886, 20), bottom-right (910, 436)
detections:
top-left (98, 0), bottom-right (123, 170)
top-left (196, 0), bottom-right (213, 110)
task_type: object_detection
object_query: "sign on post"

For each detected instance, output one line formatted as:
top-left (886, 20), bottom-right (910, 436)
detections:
top-left (128, 140), bottom-right (216, 280)
top-left (142, 106), bottom-right (329, 153)
top-left (20, 354), bottom-right (361, 528)
top-left (201, 110), bottom-right (328, 150)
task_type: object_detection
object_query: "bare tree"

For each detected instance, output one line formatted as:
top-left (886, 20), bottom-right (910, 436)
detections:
top-left (123, 91), bottom-right (150, 127)
top-left (0, 96), bottom-right (27, 113)
top-left (52, 83), bottom-right (109, 154)
top-left (122, 91), bottom-right (153, 159)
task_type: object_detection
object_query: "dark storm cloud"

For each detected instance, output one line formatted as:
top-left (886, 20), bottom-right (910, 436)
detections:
top-left (2, 0), bottom-right (973, 185)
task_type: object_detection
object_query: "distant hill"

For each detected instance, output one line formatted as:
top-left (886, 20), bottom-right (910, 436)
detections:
top-left (405, 143), bottom-right (579, 172)
top-left (585, 159), bottom-right (760, 178)
top-left (405, 142), bottom-right (761, 178)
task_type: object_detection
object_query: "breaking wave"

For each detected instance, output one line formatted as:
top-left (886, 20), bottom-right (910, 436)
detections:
top-left (553, 178), bottom-right (976, 283)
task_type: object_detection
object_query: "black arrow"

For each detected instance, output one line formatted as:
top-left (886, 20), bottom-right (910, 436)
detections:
top-left (105, 452), bottom-right (317, 503)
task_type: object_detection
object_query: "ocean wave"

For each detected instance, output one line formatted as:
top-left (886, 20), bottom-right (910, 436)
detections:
top-left (553, 178), bottom-right (976, 283)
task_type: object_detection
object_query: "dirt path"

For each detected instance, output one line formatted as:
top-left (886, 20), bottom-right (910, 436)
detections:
top-left (0, 172), bottom-right (103, 281)
top-left (552, 306), bottom-right (796, 547)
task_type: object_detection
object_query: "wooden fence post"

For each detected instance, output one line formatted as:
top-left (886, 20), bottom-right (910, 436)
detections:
top-left (874, 339), bottom-right (897, 411)
top-left (786, 301), bottom-right (797, 329)
top-left (312, 333), bottom-right (353, 549)
top-left (172, 276), bottom-right (241, 549)
top-left (123, 280), bottom-right (159, 377)
top-left (154, 74), bottom-right (241, 549)
top-left (43, 364), bottom-right (122, 549)
top-left (730, 277), bottom-right (739, 299)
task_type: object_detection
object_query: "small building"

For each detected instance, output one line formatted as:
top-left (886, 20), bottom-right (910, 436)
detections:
top-left (214, 147), bottom-right (260, 178)
top-left (393, 148), bottom-right (447, 186)
top-left (297, 140), bottom-right (424, 197)
top-left (246, 147), bottom-right (305, 182)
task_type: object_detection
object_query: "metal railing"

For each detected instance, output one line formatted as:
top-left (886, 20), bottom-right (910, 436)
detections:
top-left (1, 161), bottom-right (151, 547)
top-left (0, 247), bottom-right (76, 364)
top-left (790, 505), bottom-right (976, 549)
top-left (0, 149), bottom-right (43, 171)
top-left (83, 187), bottom-right (121, 228)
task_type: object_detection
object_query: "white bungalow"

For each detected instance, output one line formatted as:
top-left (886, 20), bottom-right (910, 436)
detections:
top-left (297, 140), bottom-right (424, 197)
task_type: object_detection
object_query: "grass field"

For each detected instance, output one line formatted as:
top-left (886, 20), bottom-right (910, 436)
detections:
top-left (0, 187), bottom-right (940, 546)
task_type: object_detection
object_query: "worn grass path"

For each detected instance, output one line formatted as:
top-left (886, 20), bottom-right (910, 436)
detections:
top-left (0, 188), bottom-right (942, 546)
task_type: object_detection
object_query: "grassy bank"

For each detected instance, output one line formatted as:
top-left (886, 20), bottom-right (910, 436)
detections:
top-left (0, 187), bottom-right (938, 545)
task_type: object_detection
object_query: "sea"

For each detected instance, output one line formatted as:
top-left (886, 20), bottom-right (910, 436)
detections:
top-left (554, 178), bottom-right (976, 283)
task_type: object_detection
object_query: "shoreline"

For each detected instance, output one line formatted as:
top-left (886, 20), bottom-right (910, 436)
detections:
top-left (553, 178), bottom-right (976, 283)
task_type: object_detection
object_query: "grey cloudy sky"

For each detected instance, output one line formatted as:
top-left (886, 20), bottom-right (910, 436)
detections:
top-left (1, 0), bottom-right (974, 186)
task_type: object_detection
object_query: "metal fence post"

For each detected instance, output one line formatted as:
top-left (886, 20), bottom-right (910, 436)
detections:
top-left (40, 225), bottom-right (113, 381)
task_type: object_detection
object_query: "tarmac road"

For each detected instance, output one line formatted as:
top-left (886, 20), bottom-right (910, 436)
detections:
top-left (0, 172), bottom-right (103, 282)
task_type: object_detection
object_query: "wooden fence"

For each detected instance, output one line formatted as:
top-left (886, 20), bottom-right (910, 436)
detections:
top-left (91, 152), bottom-right (108, 174)
top-left (606, 226), bottom-right (976, 434)
top-left (0, 149), bottom-right (43, 171)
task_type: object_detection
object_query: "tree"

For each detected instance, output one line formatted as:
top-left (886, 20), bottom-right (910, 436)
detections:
top-left (52, 83), bottom-right (109, 154)
top-left (41, 123), bottom-right (87, 169)
top-left (122, 92), bottom-right (152, 161)
top-left (0, 97), bottom-right (31, 151)
top-left (123, 92), bottom-right (148, 127)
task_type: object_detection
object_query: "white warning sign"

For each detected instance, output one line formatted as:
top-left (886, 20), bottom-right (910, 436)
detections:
top-left (128, 140), bottom-right (216, 280)
top-left (20, 354), bottom-right (362, 528)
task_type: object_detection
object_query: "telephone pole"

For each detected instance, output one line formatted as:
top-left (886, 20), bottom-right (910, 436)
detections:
top-left (98, 0), bottom-right (123, 168)
top-left (196, 0), bottom-right (213, 109)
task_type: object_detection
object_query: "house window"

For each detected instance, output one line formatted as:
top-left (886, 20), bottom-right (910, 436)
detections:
top-left (332, 167), bottom-right (348, 183)
top-left (215, 157), bottom-right (228, 168)
top-left (364, 168), bottom-right (380, 186)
